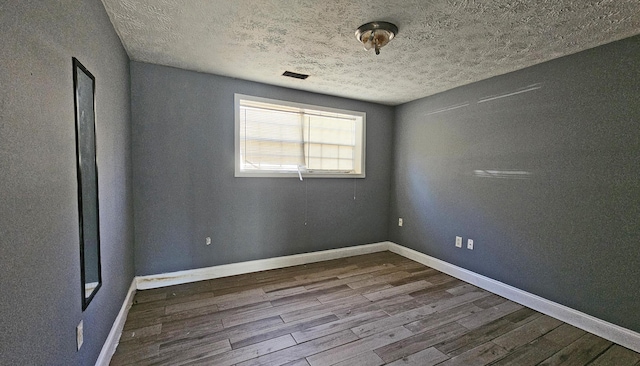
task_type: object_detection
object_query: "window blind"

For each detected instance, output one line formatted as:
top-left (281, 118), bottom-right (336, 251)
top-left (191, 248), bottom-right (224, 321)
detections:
top-left (236, 96), bottom-right (364, 177)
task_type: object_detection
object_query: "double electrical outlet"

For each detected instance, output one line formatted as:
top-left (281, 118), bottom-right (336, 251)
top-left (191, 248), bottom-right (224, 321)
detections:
top-left (456, 236), bottom-right (474, 250)
top-left (398, 219), bottom-right (473, 250)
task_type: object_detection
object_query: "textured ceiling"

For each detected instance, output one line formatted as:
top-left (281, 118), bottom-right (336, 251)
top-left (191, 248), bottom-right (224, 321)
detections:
top-left (101, 0), bottom-right (640, 105)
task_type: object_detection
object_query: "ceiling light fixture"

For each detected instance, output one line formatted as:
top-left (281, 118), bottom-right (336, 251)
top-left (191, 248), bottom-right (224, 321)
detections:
top-left (355, 21), bottom-right (398, 55)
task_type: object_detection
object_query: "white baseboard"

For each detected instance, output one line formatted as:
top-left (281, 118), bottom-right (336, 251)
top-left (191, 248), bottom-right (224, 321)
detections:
top-left (100, 240), bottom-right (640, 366)
top-left (136, 242), bottom-right (389, 290)
top-left (386, 242), bottom-right (640, 353)
top-left (95, 279), bottom-right (137, 366)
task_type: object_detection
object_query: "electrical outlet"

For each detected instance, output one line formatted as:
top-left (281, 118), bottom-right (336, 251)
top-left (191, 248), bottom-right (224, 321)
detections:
top-left (398, 218), bottom-right (403, 227)
top-left (205, 237), bottom-right (211, 245)
top-left (467, 239), bottom-right (474, 250)
top-left (455, 236), bottom-right (462, 248)
top-left (77, 320), bottom-right (84, 351)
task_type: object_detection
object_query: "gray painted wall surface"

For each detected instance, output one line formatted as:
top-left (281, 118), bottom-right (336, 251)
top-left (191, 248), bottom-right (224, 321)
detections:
top-left (390, 36), bottom-right (640, 333)
top-left (0, 1), bottom-right (134, 365)
top-left (130, 62), bottom-right (394, 276)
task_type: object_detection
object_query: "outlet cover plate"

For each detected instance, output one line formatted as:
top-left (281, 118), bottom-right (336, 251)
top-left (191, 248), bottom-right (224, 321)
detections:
top-left (467, 239), bottom-right (474, 250)
top-left (455, 236), bottom-right (462, 248)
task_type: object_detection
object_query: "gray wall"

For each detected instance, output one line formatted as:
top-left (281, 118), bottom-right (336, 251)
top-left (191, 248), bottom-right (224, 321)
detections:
top-left (3, 2), bottom-right (637, 363)
top-left (390, 36), bottom-right (640, 333)
top-left (0, 1), bottom-right (134, 365)
top-left (131, 62), bottom-right (394, 275)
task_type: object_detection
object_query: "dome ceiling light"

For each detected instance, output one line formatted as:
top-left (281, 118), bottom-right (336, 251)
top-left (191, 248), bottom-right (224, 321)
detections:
top-left (355, 21), bottom-right (398, 55)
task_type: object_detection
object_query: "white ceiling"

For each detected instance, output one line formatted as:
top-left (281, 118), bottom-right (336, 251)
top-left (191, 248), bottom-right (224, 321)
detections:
top-left (101, 0), bottom-right (640, 105)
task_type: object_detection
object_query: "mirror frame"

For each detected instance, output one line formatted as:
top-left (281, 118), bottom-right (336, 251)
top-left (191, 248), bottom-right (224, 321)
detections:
top-left (73, 57), bottom-right (102, 310)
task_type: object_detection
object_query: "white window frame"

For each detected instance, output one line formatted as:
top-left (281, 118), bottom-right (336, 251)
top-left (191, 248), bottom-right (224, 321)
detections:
top-left (234, 94), bottom-right (366, 178)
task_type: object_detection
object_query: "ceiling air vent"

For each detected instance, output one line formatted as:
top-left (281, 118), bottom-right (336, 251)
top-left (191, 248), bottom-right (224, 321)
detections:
top-left (282, 71), bottom-right (309, 80)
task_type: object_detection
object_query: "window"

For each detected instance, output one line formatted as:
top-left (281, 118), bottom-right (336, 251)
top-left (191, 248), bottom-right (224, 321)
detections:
top-left (235, 94), bottom-right (365, 178)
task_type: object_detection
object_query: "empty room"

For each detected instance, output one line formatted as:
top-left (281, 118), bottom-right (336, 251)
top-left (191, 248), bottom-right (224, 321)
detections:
top-left (2, 1), bottom-right (639, 365)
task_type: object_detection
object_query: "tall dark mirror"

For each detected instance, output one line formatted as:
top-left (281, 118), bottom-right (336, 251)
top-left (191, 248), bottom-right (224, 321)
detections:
top-left (73, 58), bottom-right (102, 310)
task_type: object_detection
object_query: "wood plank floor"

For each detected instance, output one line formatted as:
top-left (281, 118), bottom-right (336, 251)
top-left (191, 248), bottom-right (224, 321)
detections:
top-left (110, 251), bottom-right (640, 366)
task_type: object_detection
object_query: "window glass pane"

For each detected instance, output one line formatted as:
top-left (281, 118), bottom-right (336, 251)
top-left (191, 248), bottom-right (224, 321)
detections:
top-left (307, 144), bottom-right (322, 157)
top-left (308, 157), bottom-right (322, 169)
top-left (339, 145), bottom-right (353, 159)
top-left (321, 145), bottom-right (339, 159)
top-left (307, 116), bottom-right (355, 145)
top-left (338, 158), bottom-right (353, 171)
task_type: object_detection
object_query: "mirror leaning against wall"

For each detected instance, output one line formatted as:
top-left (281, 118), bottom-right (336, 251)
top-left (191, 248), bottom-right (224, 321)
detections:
top-left (73, 57), bottom-right (102, 310)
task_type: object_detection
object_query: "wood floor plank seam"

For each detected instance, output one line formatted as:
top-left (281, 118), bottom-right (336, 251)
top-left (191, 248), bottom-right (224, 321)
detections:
top-left (109, 252), bottom-right (640, 366)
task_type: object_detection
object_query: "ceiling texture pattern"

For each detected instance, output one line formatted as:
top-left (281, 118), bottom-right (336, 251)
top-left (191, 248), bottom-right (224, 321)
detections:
top-left (101, 0), bottom-right (640, 105)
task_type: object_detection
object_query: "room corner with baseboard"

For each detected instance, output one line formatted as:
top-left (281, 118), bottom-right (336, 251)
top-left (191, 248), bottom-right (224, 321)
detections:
top-left (96, 242), bottom-right (640, 364)
top-left (388, 34), bottom-right (640, 342)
